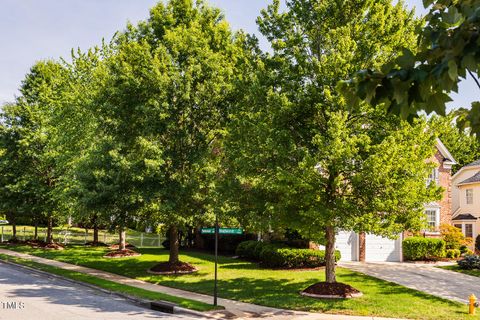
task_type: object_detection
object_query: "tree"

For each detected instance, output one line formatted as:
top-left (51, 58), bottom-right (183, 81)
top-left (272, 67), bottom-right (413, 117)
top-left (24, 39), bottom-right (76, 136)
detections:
top-left (344, 0), bottom-right (480, 134)
top-left (227, 0), bottom-right (440, 284)
top-left (73, 0), bottom-right (245, 265)
top-left (429, 112), bottom-right (480, 173)
top-left (0, 61), bottom-right (69, 244)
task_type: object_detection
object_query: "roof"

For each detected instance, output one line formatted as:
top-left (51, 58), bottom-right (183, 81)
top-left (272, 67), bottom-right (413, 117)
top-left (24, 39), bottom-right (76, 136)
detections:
top-left (435, 138), bottom-right (457, 165)
top-left (458, 171), bottom-right (480, 186)
top-left (452, 214), bottom-right (478, 221)
top-left (465, 159), bottom-right (480, 167)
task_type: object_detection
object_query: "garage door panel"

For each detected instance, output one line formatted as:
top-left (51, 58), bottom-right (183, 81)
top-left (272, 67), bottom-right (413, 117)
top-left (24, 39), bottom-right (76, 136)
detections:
top-left (335, 231), bottom-right (358, 261)
top-left (365, 234), bottom-right (402, 262)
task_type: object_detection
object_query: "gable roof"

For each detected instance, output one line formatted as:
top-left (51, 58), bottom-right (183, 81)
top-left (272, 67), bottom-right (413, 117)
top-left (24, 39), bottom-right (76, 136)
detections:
top-left (435, 138), bottom-right (457, 166)
top-left (465, 159), bottom-right (480, 167)
top-left (458, 171), bottom-right (480, 186)
top-left (452, 213), bottom-right (478, 221)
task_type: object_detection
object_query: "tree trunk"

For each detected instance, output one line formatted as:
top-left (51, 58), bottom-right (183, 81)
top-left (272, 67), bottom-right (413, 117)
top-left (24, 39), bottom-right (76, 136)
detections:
top-left (34, 219), bottom-right (38, 240)
top-left (12, 217), bottom-right (17, 239)
top-left (325, 225), bottom-right (337, 283)
top-left (169, 225), bottom-right (179, 264)
top-left (119, 227), bottom-right (126, 250)
top-left (93, 225), bottom-right (99, 243)
top-left (92, 214), bottom-right (99, 243)
top-left (46, 215), bottom-right (53, 244)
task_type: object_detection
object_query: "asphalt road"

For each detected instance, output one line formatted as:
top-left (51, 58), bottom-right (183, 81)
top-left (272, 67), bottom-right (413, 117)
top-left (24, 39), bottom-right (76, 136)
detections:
top-left (0, 262), bottom-right (198, 320)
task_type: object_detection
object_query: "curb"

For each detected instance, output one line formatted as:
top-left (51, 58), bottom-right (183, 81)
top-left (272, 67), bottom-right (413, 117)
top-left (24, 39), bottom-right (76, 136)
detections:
top-left (0, 258), bottom-right (214, 318)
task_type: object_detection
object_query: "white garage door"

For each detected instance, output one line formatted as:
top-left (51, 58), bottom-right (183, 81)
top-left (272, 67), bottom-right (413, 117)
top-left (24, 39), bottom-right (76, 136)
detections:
top-left (365, 233), bottom-right (402, 262)
top-left (335, 231), bottom-right (358, 261)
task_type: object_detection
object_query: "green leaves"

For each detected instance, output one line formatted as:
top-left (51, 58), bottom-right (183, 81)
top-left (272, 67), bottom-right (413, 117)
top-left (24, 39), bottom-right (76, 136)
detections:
top-left (347, 0), bottom-right (480, 131)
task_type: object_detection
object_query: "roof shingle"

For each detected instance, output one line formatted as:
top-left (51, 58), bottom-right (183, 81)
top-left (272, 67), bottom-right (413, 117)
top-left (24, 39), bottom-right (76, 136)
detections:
top-left (458, 171), bottom-right (480, 185)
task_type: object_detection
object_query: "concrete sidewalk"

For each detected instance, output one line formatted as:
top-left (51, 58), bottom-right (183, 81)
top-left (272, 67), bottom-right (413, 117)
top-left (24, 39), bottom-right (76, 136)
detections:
top-left (340, 261), bottom-right (478, 304)
top-left (0, 248), bottom-right (403, 320)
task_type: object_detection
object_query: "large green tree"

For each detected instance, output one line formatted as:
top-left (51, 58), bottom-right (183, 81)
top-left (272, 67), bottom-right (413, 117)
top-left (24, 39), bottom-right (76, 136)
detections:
top-left (73, 0), bottom-right (245, 264)
top-left (226, 0), bottom-right (440, 283)
top-left (344, 0), bottom-right (480, 134)
top-left (429, 112), bottom-right (480, 172)
top-left (0, 61), bottom-right (70, 243)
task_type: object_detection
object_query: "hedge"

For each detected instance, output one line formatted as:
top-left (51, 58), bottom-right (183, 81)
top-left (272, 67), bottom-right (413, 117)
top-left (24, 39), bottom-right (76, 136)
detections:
top-left (235, 240), bottom-right (341, 268)
top-left (402, 237), bottom-right (446, 261)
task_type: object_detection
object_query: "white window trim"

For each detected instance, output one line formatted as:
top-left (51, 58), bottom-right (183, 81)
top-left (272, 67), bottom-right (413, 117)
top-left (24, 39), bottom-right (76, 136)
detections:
top-left (424, 206), bottom-right (440, 233)
top-left (466, 189), bottom-right (474, 205)
top-left (455, 221), bottom-right (477, 240)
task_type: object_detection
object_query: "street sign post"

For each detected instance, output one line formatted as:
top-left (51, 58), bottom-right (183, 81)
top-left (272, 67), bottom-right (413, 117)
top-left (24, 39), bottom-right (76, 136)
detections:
top-left (201, 225), bottom-right (243, 306)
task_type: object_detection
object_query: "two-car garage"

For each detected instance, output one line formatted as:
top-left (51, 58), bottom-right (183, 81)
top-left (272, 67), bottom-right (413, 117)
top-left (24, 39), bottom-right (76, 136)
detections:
top-left (335, 231), bottom-right (403, 262)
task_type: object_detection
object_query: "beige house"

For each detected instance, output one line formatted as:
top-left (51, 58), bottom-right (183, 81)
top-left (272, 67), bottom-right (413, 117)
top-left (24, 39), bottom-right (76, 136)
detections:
top-left (452, 160), bottom-right (480, 240)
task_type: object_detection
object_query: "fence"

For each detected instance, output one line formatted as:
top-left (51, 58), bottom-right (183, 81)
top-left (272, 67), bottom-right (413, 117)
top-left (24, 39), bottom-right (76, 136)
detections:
top-left (0, 226), bottom-right (165, 248)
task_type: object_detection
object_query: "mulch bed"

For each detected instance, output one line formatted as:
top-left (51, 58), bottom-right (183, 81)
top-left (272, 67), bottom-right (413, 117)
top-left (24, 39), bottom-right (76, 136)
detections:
top-left (108, 242), bottom-right (137, 250)
top-left (42, 243), bottom-right (65, 250)
top-left (103, 249), bottom-right (141, 258)
top-left (148, 262), bottom-right (198, 275)
top-left (301, 282), bottom-right (362, 299)
top-left (85, 241), bottom-right (108, 247)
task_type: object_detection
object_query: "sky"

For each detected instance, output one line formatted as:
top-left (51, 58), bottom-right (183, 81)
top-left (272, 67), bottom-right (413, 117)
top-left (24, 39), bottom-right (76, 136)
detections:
top-left (0, 0), bottom-right (476, 110)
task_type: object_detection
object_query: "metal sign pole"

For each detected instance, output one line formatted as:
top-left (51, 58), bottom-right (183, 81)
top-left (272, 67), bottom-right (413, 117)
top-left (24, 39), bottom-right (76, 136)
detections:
top-left (214, 213), bottom-right (218, 306)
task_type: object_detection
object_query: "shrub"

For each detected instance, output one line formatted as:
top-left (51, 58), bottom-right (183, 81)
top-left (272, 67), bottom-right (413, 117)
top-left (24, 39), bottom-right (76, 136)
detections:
top-left (445, 249), bottom-right (461, 259)
top-left (458, 255), bottom-right (480, 270)
top-left (235, 240), bottom-right (341, 268)
top-left (259, 246), bottom-right (341, 268)
top-left (465, 249), bottom-right (475, 256)
top-left (459, 245), bottom-right (468, 254)
top-left (403, 237), bottom-right (446, 261)
top-left (235, 240), bottom-right (257, 258)
top-left (440, 224), bottom-right (468, 249)
top-left (476, 235), bottom-right (480, 253)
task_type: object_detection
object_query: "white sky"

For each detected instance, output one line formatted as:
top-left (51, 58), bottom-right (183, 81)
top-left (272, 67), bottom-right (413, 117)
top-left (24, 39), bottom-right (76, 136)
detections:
top-left (0, 0), bottom-right (476, 110)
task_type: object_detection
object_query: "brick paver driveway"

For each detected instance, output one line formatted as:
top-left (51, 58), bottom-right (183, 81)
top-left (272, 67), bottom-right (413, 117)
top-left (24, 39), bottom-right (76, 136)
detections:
top-left (340, 261), bottom-right (479, 303)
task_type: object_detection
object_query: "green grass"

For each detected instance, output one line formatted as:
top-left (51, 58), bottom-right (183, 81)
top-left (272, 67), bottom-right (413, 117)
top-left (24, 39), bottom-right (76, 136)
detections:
top-left (440, 265), bottom-right (480, 277)
top-left (0, 253), bottom-right (214, 311)
top-left (2, 245), bottom-right (476, 320)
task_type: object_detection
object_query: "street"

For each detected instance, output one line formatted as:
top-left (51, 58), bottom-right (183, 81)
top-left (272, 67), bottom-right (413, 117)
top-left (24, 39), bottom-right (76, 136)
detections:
top-left (0, 262), bottom-right (197, 320)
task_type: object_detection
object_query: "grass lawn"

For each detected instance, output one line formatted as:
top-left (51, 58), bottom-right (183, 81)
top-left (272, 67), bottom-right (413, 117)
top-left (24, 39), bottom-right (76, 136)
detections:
top-left (440, 265), bottom-right (480, 277)
top-left (2, 245), bottom-right (475, 320)
top-left (0, 253), bottom-right (214, 311)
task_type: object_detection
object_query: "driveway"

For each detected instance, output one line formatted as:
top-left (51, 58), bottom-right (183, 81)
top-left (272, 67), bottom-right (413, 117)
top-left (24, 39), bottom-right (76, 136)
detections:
top-left (340, 261), bottom-right (479, 304)
top-left (0, 262), bottom-right (197, 320)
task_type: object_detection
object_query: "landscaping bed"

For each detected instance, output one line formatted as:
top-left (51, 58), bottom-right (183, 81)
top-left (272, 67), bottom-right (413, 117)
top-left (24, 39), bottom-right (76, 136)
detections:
top-left (103, 249), bottom-right (140, 258)
top-left (301, 282), bottom-right (362, 299)
top-left (148, 262), bottom-right (198, 275)
top-left (0, 244), bottom-right (469, 320)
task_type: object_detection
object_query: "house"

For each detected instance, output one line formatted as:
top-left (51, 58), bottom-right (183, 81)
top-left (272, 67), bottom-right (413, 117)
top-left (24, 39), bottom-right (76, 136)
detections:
top-left (335, 138), bottom-right (456, 262)
top-left (451, 160), bottom-right (480, 240)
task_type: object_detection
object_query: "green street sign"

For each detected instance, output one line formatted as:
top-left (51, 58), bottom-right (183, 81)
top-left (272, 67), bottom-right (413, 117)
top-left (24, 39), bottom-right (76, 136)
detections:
top-left (201, 228), bottom-right (243, 235)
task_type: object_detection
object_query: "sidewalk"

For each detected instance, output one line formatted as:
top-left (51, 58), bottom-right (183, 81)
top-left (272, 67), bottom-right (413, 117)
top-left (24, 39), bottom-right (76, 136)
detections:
top-left (0, 248), bottom-right (403, 320)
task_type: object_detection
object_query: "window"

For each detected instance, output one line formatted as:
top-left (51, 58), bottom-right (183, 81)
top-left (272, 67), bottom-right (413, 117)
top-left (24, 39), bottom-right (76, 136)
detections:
top-left (466, 189), bottom-right (474, 204)
top-left (454, 224), bottom-right (462, 230)
top-left (426, 168), bottom-right (439, 185)
top-left (465, 224), bottom-right (473, 238)
top-left (425, 209), bottom-right (438, 228)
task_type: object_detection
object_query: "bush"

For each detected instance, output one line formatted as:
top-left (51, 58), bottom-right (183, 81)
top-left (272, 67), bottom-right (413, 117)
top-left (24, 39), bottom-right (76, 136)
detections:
top-left (465, 249), bottom-right (475, 256)
top-left (458, 255), bottom-right (480, 270)
top-left (403, 237), bottom-right (446, 261)
top-left (440, 224), bottom-right (468, 249)
top-left (445, 249), bottom-right (461, 259)
top-left (476, 235), bottom-right (480, 253)
top-left (260, 246), bottom-right (341, 268)
top-left (459, 245), bottom-right (468, 254)
top-left (235, 240), bottom-right (257, 258)
top-left (235, 240), bottom-right (341, 268)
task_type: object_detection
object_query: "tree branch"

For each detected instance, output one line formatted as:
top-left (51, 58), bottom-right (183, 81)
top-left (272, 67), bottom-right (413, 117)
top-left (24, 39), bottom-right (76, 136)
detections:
top-left (468, 69), bottom-right (480, 91)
